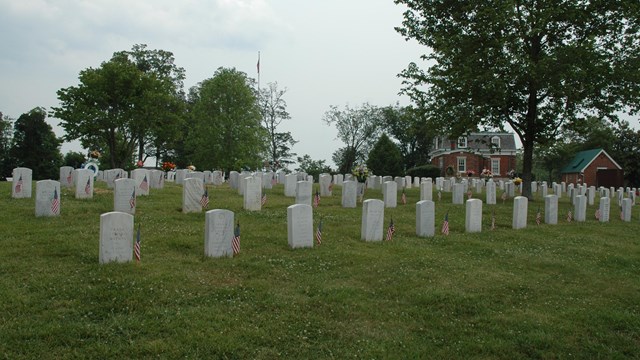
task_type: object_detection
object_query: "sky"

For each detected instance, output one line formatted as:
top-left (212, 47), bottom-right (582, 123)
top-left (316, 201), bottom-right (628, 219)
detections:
top-left (0, 0), bottom-right (426, 168)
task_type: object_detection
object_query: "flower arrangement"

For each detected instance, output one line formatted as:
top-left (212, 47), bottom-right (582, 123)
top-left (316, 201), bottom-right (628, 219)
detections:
top-left (187, 165), bottom-right (196, 171)
top-left (466, 169), bottom-right (476, 177)
top-left (161, 161), bottom-right (176, 172)
top-left (513, 177), bottom-right (522, 185)
top-left (481, 168), bottom-right (493, 180)
top-left (351, 164), bottom-right (369, 182)
top-left (89, 150), bottom-right (101, 159)
top-left (136, 160), bottom-right (144, 168)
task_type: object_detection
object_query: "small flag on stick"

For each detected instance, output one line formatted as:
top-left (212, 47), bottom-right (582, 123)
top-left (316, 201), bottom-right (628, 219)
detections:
top-left (139, 175), bottom-right (149, 191)
top-left (467, 190), bottom-right (472, 199)
top-left (315, 219), bottom-right (323, 245)
top-left (401, 188), bottom-right (407, 205)
top-left (232, 222), bottom-right (241, 255)
top-left (129, 190), bottom-right (136, 209)
top-left (536, 208), bottom-right (542, 225)
top-left (441, 211), bottom-right (450, 236)
top-left (134, 224), bottom-right (141, 262)
top-left (200, 187), bottom-right (209, 208)
top-left (261, 192), bottom-right (267, 206)
top-left (386, 218), bottom-right (395, 241)
top-left (501, 191), bottom-right (507, 203)
top-left (84, 178), bottom-right (91, 195)
top-left (51, 188), bottom-right (60, 215)
top-left (437, 191), bottom-right (442, 201)
top-left (595, 208), bottom-right (601, 220)
top-left (313, 190), bottom-right (320, 208)
top-left (567, 210), bottom-right (573, 222)
top-left (491, 209), bottom-right (496, 230)
top-left (15, 175), bottom-right (23, 193)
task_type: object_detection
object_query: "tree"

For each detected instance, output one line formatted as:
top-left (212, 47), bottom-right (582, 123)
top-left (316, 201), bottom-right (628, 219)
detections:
top-left (295, 154), bottom-right (333, 180)
top-left (63, 151), bottom-right (86, 169)
top-left (366, 133), bottom-right (404, 177)
top-left (187, 67), bottom-right (266, 172)
top-left (0, 111), bottom-right (14, 179)
top-left (380, 104), bottom-right (434, 170)
top-left (323, 103), bottom-right (382, 174)
top-left (52, 45), bottom-right (185, 169)
top-left (10, 107), bottom-right (62, 180)
top-left (259, 82), bottom-right (297, 171)
top-left (395, 0), bottom-right (640, 199)
top-left (611, 121), bottom-right (640, 187)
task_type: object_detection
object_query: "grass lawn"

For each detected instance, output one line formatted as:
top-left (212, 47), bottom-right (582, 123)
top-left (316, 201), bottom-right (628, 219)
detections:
top-left (1, 179), bottom-right (639, 359)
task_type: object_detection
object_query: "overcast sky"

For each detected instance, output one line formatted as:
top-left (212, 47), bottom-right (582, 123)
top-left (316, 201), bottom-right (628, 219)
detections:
top-left (0, 0), bottom-right (427, 168)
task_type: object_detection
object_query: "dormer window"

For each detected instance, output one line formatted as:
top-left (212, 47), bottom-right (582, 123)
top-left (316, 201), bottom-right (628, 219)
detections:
top-left (491, 136), bottom-right (500, 148)
top-left (457, 137), bottom-right (467, 148)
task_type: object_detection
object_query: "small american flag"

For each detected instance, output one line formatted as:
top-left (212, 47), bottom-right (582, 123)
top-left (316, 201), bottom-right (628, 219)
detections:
top-left (313, 190), bottom-right (320, 208)
top-left (271, 176), bottom-right (277, 186)
top-left (386, 218), bottom-right (395, 241)
top-left (315, 219), bottom-right (323, 245)
top-left (491, 210), bottom-right (496, 230)
top-left (66, 171), bottom-right (72, 186)
top-left (51, 188), bottom-right (60, 215)
top-left (232, 222), bottom-right (240, 255)
top-left (139, 175), bottom-right (149, 191)
top-left (401, 188), bottom-right (407, 205)
top-left (595, 208), bottom-right (601, 220)
top-left (567, 210), bottom-right (573, 222)
top-left (467, 190), bottom-right (472, 199)
top-left (200, 187), bottom-right (209, 208)
top-left (15, 175), bottom-right (23, 193)
top-left (84, 178), bottom-right (91, 195)
top-left (261, 193), bottom-right (267, 206)
top-left (129, 190), bottom-right (136, 209)
top-left (620, 206), bottom-right (624, 221)
top-left (158, 174), bottom-right (163, 186)
top-left (501, 191), bottom-right (507, 203)
top-left (115, 172), bottom-right (121, 179)
top-left (438, 191), bottom-right (442, 201)
top-left (134, 224), bottom-right (141, 262)
top-left (536, 208), bottom-right (542, 225)
top-left (328, 180), bottom-right (334, 192)
top-left (441, 212), bottom-right (450, 236)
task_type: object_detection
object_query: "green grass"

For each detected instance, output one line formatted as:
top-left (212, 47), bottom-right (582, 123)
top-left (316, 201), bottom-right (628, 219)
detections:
top-left (1, 180), bottom-right (639, 359)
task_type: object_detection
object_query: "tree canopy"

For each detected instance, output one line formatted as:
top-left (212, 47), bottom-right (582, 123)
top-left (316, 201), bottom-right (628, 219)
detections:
top-left (259, 82), bottom-right (297, 171)
top-left (366, 133), bottom-right (404, 177)
top-left (395, 0), bottom-right (640, 198)
top-left (187, 67), bottom-right (265, 172)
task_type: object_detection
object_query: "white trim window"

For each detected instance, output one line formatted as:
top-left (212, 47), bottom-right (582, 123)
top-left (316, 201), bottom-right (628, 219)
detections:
top-left (491, 136), bottom-right (500, 148)
top-left (457, 157), bottom-right (467, 173)
top-left (457, 137), bottom-right (467, 148)
top-left (491, 158), bottom-right (500, 175)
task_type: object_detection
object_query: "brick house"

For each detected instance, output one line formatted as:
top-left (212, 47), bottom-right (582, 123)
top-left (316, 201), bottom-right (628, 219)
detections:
top-left (429, 133), bottom-right (517, 178)
top-left (560, 148), bottom-right (623, 187)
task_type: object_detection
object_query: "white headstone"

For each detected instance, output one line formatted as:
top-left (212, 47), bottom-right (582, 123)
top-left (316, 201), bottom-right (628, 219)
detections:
top-left (59, 166), bottom-right (74, 188)
top-left (486, 180), bottom-right (496, 205)
top-left (175, 169), bottom-right (188, 185)
top-left (383, 181), bottom-right (398, 208)
top-left (452, 183), bottom-right (464, 204)
top-left (203, 171), bottom-right (213, 184)
top-left (35, 180), bottom-right (61, 217)
top-left (75, 169), bottom-right (94, 199)
top-left (204, 209), bottom-right (234, 258)
top-left (114, 178), bottom-right (137, 215)
top-left (284, 174), bottom-right (297, 197)
top-left (99, 211), bottom-right (134, 264)
top-left (361, 199), bottom-right (384, 242)
top-left (228, 171), bottom-right (239, 189)
top-left (574, 195), bottom-right (587, 222)
top-left (182, 178), bottom-right (204, 213)
top-left (287, 204), bottom-right (313, 249)
top-left (342, 181), bottom-right (357, 208)
top-left (238, 171), bottom-right (252, 195)
top-left (544, 195), bottom-right (558, 225)
top-left (416, 200), bottom-right (435, 237)
top-left (394, 176), bottom-right (405, 190)
top-left (166, 171), bottom-right (176, 182)
top-left (404, 175), bottom-right (412, 189)
top-left (12, 167), bottom-right (32, 198)
top-left (131, 169), bottom-right (150, 196)
top-left (243, 176), bottom-right (262, 211)
top-left (150, 170), bottom-right (165, 189)
top-left (420, 181), bottom-right (433, 201)
top-left (212, 171), bottom-right (224, 186)
top-left (335, 174), bottom-right (344, 186)
top-left (319, 174), bottom-right (333, 196)
top-left (599, 197), bottom-right (610, 222)
top-left (512, 196), bottom-right (528, 229)
top-left (296, 181), bottom-right (313, 206)
top-left (262, 172), bottom-right (273, 189)
top-left (465, 199), bottom-right (483, 233)
top-left (621, 198), bottom-right (632, 222)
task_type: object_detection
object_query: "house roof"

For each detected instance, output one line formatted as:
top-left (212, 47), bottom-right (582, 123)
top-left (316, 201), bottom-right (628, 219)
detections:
top-left (560, 148), bottom-right (622, 174)
top-left (466, 133), bottom-right (517, 151)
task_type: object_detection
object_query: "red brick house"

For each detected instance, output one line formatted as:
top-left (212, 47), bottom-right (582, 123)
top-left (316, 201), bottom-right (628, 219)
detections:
top-left (560, 148), bottom-right (623, 187)
top-left (429, 133), bottom-right (517, 178)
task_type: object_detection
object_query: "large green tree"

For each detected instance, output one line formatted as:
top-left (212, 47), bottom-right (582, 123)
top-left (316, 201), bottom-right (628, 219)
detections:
top-left (52, 45), bottom-right (185, 169)
top-left (187, 67), bottom-right (266, 172)
top-left (0, 111), bottom-right (15, 179)
top-left (366, 133), bottom-right (404, 177)
top-left (295, 154), bottom-right (333, 180)
top-left (323, 103), bottom-right (382, 174)
top-left (380, 104), bottom-right (434, 170)
top-left (10, 108), bottom-right (62, 180)
top-left (395, 0), bottom-right (640, 198)
top-left (612, 121), bottom-right (640, 187)
top-left (259, 82), bottom-right (297, 171)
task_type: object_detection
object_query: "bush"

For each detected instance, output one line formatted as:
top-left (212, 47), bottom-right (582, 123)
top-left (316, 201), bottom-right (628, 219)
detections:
top-left (406, 164), bottom-right (441, 179)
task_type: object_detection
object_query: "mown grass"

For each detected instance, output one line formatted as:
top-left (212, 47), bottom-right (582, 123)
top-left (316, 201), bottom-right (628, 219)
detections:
top-left (1, 180), bottom-right (639, 359)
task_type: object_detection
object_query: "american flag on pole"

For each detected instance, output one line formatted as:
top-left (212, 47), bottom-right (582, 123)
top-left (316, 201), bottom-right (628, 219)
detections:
top-left (386, 218), bottom-right (395, 241)
top-left (315, 219), bottom-right (323, 245)
top-left (134, 224), bottom-right (141, 263)
top-left (66, 171), bottom-right (72, 186)
top-left (536, 208), bottom-right (542, 225)
top-left (200, 187), bottom-right (209, 208)
top-left (139, 175), bottom-right (149, 191)
top-left (15, 175), bottom-right (23, 193)
top-left (441, 212), bottom-right (450, 236)
top-left (501, 191), bottom-right (507, 203)
top-left (438, 191), bottom-right (442, 201)
top-left (491, 209), bottom-right (496, 230)
top-left (271, 176), bottom-right (277, 186)
top-left (467, 190), bottom-right (472, 199)
top-left (261, 192), bottom-right (267, 206)
top-left (51, 188), bottom-right (60, 215)
top-left (129, 189), bottom-right (136, 209)
top-left (84, 178), bottom-right (91, 195)
top-left (401, 188), bottom-right (407, 205)
top-left (313, 190), bottom-right (320, 208)
top-left (232, 222), bottom-right (240, 255)
top-left (567, 210), bottom-right (573, 222)
top-left (595, 208), bottom-right (601, 220)
top-left (328, 179), bottom-right (334, 192)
